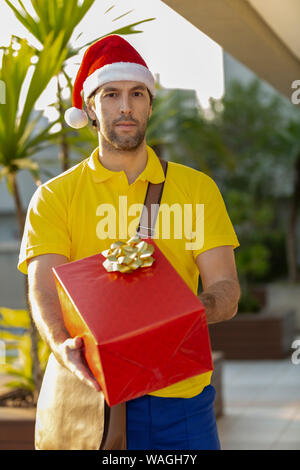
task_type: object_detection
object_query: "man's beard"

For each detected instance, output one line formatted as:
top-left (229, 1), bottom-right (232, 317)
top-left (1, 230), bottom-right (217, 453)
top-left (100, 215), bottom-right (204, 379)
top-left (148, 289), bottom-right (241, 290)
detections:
top-left (100, 114), bottom-right (150, 152)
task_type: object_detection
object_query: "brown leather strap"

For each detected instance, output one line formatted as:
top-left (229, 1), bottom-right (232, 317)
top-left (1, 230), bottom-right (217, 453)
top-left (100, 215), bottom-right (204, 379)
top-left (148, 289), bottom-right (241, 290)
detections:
top-left (136, 158), bottom-right (168, 238)
top-left (99, 402), bottom-right (126, 450)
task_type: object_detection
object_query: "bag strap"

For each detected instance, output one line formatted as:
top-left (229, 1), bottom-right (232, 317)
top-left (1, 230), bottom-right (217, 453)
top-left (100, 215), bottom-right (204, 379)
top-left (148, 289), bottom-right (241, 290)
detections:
top-left (136, 158), bottom-right (168, 238)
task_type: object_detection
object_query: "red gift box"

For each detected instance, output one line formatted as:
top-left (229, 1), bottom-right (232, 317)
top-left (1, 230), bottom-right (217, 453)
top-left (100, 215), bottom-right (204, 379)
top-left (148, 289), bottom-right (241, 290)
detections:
top-left (53, 239), bottom-right (213, 406)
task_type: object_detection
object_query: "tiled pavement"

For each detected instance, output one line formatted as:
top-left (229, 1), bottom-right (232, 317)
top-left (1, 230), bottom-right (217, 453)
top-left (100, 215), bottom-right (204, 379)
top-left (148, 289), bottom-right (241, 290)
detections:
top-left (1, 356), bottom-right (300, 450)
top-left (217, 357), bottom-right (300, 450)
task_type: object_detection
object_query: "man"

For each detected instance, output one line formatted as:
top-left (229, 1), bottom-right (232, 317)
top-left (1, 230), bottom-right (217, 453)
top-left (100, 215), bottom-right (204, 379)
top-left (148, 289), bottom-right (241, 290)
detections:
top-left (18, 35), bottom-right (240, 450)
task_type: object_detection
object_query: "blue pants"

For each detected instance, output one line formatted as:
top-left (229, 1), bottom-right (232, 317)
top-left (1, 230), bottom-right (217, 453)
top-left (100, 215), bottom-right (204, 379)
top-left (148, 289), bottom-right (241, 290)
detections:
top-left (126, 385), bottom-right (221, 450)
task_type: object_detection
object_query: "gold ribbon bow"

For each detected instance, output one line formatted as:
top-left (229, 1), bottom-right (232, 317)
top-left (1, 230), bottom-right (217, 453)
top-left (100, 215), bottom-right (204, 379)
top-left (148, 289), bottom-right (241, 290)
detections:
top-left (101, 236), bottom-right (155, 273)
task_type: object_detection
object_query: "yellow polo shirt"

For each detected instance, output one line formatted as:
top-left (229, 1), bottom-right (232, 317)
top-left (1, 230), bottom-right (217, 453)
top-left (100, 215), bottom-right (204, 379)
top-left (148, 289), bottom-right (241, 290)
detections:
top-left (18, 145), bottom-right (239, 398)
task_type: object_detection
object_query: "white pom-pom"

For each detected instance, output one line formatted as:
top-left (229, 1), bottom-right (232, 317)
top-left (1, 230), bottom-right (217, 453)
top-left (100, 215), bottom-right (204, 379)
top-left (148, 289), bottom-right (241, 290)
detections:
top-left (64, 107), bottom-right (88, 129)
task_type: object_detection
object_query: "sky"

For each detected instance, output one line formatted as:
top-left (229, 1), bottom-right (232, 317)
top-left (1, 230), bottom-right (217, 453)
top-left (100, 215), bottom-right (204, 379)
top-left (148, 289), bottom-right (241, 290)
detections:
top-left (0, 0), bottom-right (225, 116)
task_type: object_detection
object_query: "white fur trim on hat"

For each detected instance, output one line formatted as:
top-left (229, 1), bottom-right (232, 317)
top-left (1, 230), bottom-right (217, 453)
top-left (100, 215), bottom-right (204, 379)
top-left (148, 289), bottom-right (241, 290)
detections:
top-left (83, 62), bottom-right (156, 101)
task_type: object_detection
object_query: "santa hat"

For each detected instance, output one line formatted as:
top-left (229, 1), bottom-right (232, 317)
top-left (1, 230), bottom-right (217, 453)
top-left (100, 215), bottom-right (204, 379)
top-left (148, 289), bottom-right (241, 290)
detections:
top-left (65, 35), bottom-right (156, 129)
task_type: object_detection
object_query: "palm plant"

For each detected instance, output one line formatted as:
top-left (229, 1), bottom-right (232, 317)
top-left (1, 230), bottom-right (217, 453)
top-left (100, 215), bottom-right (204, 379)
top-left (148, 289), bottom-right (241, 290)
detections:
top-left (0, 34), bottom-right (68, 399)
top-left (0, 34), bottom-right (67, 232)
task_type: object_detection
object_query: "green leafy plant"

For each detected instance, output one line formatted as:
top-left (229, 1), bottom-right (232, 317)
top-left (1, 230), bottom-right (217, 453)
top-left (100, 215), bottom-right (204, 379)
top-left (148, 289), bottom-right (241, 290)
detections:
top-left (0, 34), bottom-right (67, 231)
top-left (0, 34), bottom-right (68, 395)
top-left (148, 79), bottom-right (299, 312)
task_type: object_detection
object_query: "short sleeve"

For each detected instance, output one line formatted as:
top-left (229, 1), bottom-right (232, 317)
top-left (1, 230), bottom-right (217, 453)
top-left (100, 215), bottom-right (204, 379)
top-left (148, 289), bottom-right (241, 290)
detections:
top-left (18, 184), bottom-right (71, 274)
top-left (192, 174), bottom-right (240, 261)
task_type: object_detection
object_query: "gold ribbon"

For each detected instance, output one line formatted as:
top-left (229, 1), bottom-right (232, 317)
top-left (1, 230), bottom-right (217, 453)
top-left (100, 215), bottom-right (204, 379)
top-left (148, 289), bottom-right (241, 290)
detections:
top-left (101, 236), bottom-right (155, 273)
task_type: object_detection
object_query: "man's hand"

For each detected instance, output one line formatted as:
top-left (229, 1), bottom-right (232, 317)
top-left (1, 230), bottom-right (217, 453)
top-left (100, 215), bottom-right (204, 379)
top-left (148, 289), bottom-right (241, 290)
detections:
top-left (53, 336), bottom-right (101, 392)
top-left (196, 245), bottom-right (241, 324)
top-left (27, 253), bottom-right (101, 393)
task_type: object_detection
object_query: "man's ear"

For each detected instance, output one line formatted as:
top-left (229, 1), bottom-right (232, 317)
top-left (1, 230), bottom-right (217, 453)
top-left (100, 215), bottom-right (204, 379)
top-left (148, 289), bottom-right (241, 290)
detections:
top-left (86, 101), bottom-right (97, 121)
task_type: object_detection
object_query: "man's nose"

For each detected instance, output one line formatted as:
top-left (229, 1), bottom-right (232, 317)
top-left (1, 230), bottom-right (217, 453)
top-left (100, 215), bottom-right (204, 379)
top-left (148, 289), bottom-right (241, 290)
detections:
top-left (119, 95), bottom-right (132, 114)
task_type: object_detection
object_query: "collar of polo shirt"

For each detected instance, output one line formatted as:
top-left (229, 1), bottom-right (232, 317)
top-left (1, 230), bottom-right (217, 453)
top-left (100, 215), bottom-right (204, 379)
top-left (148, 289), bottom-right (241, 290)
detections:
top-left (87, 146), bottom-right (166, 184)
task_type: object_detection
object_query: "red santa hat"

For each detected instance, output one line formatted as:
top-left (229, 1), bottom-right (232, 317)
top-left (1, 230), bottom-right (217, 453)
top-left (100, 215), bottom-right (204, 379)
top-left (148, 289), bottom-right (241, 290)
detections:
top-left (65, 35), bottom-right (156, 129)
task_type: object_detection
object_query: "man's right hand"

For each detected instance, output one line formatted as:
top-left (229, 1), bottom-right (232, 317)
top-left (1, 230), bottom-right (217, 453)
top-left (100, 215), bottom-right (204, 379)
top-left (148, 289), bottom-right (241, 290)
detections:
top-left (53, 336), bottom-right (101, 392)
top-left (28, 254), bottom-right (102, 393)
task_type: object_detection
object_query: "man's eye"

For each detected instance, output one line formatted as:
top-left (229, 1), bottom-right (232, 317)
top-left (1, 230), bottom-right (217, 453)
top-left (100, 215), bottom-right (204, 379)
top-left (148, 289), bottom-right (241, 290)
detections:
top-left (133, 92), bottom-right (143, 97)
top-left (105, 93), bottom-right (117, 98)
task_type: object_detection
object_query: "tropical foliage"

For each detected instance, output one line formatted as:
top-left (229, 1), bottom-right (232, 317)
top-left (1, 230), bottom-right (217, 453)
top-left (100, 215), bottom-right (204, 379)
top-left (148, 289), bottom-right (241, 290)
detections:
top-left (0, 35), bottom-right (66, 219)
top-left (148, 78), bottom-right (300, 310)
